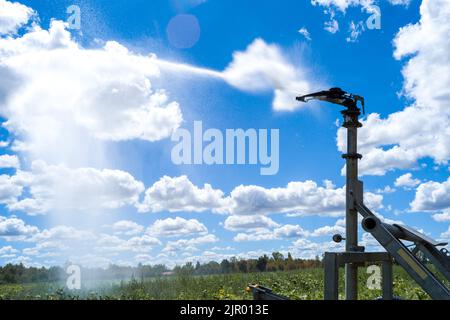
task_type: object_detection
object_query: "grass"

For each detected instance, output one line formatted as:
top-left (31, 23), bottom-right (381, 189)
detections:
top-left (0, 266), bottom-right (432, 300)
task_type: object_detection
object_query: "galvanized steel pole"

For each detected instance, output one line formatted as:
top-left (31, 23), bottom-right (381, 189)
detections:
top-left (342, 106), bottom-right (362, 300)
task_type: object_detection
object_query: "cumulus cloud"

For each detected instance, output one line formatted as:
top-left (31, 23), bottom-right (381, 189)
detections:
top-left (0, 215), bottom-right (39, 239)
top-left (111, 220), bottom-right (144, 236)
top-left (139, 175), bottom-right (383, 217)
top-left (346, 21), bottom-right (364, 42)
top-left (30, 225), bottom-right (95, 243)
top-left (228, 180), bottom-right (383, 216)
top-left (0, 0), bottom-right (34, 35)
top-left (0, 245), bottom-right (18, 257)
top-left (222, 39), bottom-right (312, 111)
top-left (394, 173), bottom-right (421, 189)
top-left (432, 212), bottom-right (450, 222)
top-left (3, 161), bottom-right (144, 215)
top-left (273, 224), bottom-right (309, 238)
top-left (0, 154), bottom-right (20, 169)
top-left (228, 181), bottom-right (344, 216)
top-left (441, 226), bottom-right (450, 239)
top-left (0, 173), bottom-right (23, 205)
top-left (24, 225), bottom-right (161, 259)
top-left (233, 223), bottom-right (309, 242)
top-left (224, 215), bottom-right (279, 231)
top-left (337, 0), bottom-right (450, 176)
top-left (163, 234), bottom-right (218, 252)
top-left (139, 175), bottom-right (227, 214)
top-left (148, 217), bottom-right (208, 237)
top-left (0, 19), bottom-right (183, 169)
top-left (410, 177), bottom-right (450, 213)
top-left (311, 224), bottom-right (345, 237)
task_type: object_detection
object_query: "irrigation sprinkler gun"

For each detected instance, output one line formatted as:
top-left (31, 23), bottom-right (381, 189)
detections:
top-left (248, 88), bottom-right (450, 300)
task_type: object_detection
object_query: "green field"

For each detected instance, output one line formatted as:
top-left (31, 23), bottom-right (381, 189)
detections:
top-left (0, 267), bottom-right (431, 300)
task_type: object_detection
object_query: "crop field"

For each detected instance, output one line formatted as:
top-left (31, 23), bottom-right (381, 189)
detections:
top-left (0, 267), bottom-right (431, 300)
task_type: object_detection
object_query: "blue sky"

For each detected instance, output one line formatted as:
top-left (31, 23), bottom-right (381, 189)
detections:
top-left (0, 0), bottom-right (449, 268)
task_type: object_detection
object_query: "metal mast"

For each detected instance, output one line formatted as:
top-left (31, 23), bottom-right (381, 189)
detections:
top-left (297, 88), bottom-right (365, 300)
top-left (341, 101), bottom-right (362, 300)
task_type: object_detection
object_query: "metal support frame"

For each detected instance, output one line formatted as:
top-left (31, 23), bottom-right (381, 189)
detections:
top-left (250, 88), bottom-right (450, 301)
top-left (308, 89), bottom-right (450, 300)
top-left (246, 285), bottom-right (290, 300)
top-left (358, 202), bottom-right (450, 300)
top-left (324, 252), bottom-right (393, 300)
top-left (341, 107), bottom-right (363, 300)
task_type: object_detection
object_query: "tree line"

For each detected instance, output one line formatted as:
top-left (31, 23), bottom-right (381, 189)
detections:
top-left (174, 252), bottom-right (322, 276)
top-left (0, 252), bottom-right (322, 284)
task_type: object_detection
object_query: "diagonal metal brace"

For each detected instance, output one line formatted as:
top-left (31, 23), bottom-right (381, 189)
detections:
top-left (355, 201), bottom-right (450, 300)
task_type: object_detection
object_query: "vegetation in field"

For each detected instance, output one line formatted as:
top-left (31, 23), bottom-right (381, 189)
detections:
top-left (0, 252), bottom-right (444, 300)
top-left (0, 266), bottom-right (431, 300)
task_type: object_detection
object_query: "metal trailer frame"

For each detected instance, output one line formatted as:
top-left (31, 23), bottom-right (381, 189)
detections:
top-left (250, 88), bottom-right (450, 301)
top-left (323, 251), bottom-right (393, 300)
top-left (313, 89), bottom-right (450, 300)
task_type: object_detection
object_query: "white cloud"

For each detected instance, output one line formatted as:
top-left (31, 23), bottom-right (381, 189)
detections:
top-left (228, 181), bottom-right (383, 216)
top-left (290, 238), bottom-right (343, 258)
top-left (224, 215), bottom-right (279, 231)
top-left (273, 224), bottom-right (309, 238)
top-left (311, 0), bottom-right (410, 12)
top-left (111, 220), bottom-right (144, 236)
top-left (376, 185), bottom-right (396, 194)
top-left (233, 230), bottom-right (274, 242)
top-left (222, 38), bottom-right (313, 111)
top-left (126, 235), bottom-right (162, 250)
top-left (394, 173), bottom-right (421, 188)
top-left (0, 245), bottom-right (18, 256)
top-left (298, 27), bottom-right (312, 40)
top-left (7, 161), bottom-right (145, 215)
top-left (0, 0), bottom-right (34, 35)
top-left (311, 0), bottom-right (375, 13)
top-left (411, 177), bottom-right (450, 213)
top-left (233, 223), bottom-right (309, 242)
top-left (311, 224), bottom-right (345, 237)
top-left (0, 174), bottom-right (23, 205)
top-left (441, 226), bottom-right (450, 239)
top-left (0, 20), bottom-right (183, 168)
top-left (337, 0), bottom-right (450, 176)
top-left (30, 225), bottom-right (94, 243)
top-left (137, 176), bottom-right (383, 218)
top-left (139, 175), bottom-right (227, 214)
top-left (148, 217), bottom-right (207, 237)
top-left (432, 212), bottom-right (450, 222)
top-left (0, 154), bottom-right (20, 169)
top-left (163, 234), bottom-right (218, 252)
top-left (0, 215), bottom-right (39, 239)
top-left (388, 0), bottom-right (411, 6)
top-left (346, 21), bottom-right (364, 42)
top-left (324, 18), bottom-right (340, 33)
top-left (229, 181), bottom-right (344, 216)
top-left (26, 226), bottom-right (161, 259)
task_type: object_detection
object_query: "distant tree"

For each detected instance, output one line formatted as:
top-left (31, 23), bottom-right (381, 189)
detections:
top-left (256, 255), bottom-right (269, 272)
top-left (220, 259), bottom-right (231, 274)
